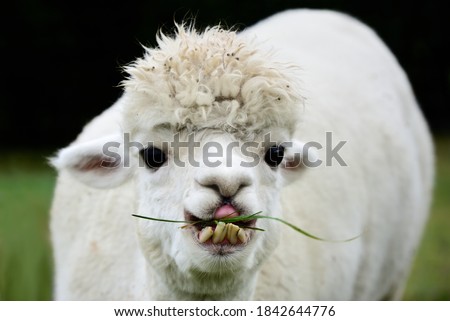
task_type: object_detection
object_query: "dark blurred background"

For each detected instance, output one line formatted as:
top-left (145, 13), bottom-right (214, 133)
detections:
top-left (1, 0), bottom-right (449, 151)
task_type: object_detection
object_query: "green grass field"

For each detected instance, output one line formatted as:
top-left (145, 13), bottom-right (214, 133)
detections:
top-left (0, 153), bottom-right (54, 300)
top-left (0, 138), bottom-right (449, 300)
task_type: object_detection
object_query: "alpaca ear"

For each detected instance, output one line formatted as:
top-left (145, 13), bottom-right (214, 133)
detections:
top-left (280, 140), bottom-right (320, 184)
top-left (51, 134), bottom-right (133, 189)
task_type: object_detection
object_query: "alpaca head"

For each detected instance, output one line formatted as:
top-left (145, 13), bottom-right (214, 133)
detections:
top-left (53, 25), bottom-right (307, 293)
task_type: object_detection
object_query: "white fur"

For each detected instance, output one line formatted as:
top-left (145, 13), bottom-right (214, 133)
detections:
top-left (50, 9), bottom-right (433, 300)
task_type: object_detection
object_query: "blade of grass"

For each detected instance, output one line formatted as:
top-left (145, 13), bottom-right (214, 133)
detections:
top-left (214, 212), bottom-right (262, 224)
top-left (249, 215), bottom-right (360, 242)
top-left (131, 214), bottom-right (192, 224)
top-left (132, 213), bottom-right (265, 231)
top-left (132, 212), bottom-right (360, 242)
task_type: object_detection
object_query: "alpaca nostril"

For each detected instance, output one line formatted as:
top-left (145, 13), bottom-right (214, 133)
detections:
top-left (203, 183), bottom-right (221, 195)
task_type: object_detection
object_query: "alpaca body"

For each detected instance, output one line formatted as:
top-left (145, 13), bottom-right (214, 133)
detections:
top-left (51, 10), bottom-right (433, 300)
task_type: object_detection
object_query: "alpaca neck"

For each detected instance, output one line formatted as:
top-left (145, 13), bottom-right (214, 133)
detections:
top-left (147, 263), bottom-right (258, 300)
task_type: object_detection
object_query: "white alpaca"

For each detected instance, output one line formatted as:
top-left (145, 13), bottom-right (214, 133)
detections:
top-left (50, 9), bottom-right (433, 300)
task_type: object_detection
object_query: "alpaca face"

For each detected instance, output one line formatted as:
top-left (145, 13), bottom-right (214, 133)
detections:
top-left (133, 128), bottom-right (290, 274)
top-left (117, 28), bottom-right (304, 275)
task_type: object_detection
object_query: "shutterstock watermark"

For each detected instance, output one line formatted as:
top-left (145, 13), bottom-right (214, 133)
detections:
top-left (102, 132), bottom-right (347, 168)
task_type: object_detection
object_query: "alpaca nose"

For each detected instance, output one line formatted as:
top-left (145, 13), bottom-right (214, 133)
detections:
top-left (195, 167), bottom-right (253, 197)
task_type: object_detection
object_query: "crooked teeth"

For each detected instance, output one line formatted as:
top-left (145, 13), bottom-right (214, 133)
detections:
top-left (237, 228), bottom-right (248, 243)
top-left (212, 221), bottom-right (227, 243)
top-left (198, 226), bottom-right (214, 243)
top-left (197, 222), bottom-right (250, 244)
top-left (226, 223), bottom-right (240, 245)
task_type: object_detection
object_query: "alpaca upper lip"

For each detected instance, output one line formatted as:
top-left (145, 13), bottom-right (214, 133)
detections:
top-left (184, 200), bottom-right (255, 229)
top-left (222, 197), bottom-right (232, 205)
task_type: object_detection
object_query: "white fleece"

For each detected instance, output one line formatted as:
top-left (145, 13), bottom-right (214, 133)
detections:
top-left (50, 9), bottom-right (433, 300)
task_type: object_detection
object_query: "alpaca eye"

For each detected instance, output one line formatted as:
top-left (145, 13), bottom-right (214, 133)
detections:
top-left (140, 147), bottom-right (167, 169)
top-left (264, 145), bottom-right (285, 167)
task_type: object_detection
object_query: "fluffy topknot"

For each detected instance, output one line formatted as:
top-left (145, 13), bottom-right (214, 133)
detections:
top-left (122, 24), bottom-right (302, 137)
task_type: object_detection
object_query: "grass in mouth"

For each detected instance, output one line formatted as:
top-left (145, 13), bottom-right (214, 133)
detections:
top-left (132, 212), bottom-right (360, 242)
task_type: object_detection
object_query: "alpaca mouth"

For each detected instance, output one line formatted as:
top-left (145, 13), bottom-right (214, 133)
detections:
top-left (184, 206), bottom-right (257, 249)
